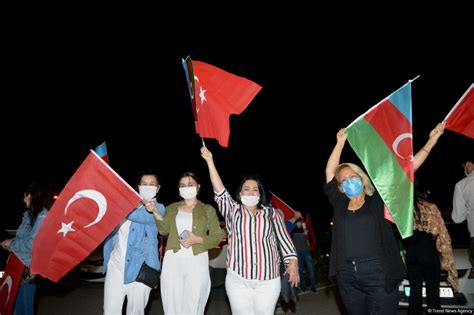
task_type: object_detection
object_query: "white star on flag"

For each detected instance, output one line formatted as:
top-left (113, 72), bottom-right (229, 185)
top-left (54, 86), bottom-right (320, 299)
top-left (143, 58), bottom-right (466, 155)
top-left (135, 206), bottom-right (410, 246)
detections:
top-left (57, 221), bottom-right (75, 237)
top-left (199, 85), bottom-right (207, 105)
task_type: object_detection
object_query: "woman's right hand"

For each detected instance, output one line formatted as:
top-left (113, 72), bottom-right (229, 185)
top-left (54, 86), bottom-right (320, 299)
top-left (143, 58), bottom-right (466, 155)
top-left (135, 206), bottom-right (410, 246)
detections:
top-left (201, 146), bottom-right (213, 163)
top-left (1, 239), bottom-right (12, 250)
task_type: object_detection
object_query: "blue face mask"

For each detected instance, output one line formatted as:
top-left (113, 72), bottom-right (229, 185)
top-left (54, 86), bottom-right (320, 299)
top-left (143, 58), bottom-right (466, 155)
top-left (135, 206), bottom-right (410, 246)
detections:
top-left (341, 177), bottom-right (363, 197)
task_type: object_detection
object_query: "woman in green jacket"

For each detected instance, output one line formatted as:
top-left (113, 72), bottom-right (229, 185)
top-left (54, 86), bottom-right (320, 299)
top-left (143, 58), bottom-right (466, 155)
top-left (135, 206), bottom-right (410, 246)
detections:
top-left (153, 172), bottom-right (222, 315)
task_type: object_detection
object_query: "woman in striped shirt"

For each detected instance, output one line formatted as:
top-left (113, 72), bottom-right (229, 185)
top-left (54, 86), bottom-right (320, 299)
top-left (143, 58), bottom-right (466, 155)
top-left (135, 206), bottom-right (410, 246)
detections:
top-left (201, 146), bottom-right (299, 315)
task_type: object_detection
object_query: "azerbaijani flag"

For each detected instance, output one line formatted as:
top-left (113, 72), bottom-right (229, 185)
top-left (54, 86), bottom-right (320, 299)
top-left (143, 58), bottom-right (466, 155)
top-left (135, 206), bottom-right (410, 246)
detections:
top-left (94, 142), bottom-right (109, 164)
top-left (346, 82), bottom-right (414, 238)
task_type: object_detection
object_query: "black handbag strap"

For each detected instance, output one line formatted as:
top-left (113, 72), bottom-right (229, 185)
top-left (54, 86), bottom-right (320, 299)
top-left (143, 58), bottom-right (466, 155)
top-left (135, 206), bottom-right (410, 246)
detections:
top-left (144, 232), bottom-right (148, 259)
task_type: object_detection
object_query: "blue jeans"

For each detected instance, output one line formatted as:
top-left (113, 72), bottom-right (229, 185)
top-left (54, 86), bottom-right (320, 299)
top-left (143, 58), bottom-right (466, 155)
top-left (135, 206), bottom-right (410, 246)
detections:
top-left (297, 250), bottom-right (317, 289)
top-left (14, 283), bottom-right (36, 315)
top-left (336, 258), bottom-right (398, 315)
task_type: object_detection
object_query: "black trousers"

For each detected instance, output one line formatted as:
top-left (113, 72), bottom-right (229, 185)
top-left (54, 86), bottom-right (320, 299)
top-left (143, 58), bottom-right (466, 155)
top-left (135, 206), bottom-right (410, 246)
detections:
top-left (336, 258), bottom-right (399, 315)
top-left (406, 231), bottom-right (441, 314)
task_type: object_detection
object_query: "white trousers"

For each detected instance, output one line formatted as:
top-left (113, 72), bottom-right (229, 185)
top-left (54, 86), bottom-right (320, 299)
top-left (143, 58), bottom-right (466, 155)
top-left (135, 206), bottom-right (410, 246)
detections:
top-left (104, 259), bottom-right (151, 315)
top-left (225, 268), bottom-right (281, 315)
top-left (160, 250), bottom-right (210, 315)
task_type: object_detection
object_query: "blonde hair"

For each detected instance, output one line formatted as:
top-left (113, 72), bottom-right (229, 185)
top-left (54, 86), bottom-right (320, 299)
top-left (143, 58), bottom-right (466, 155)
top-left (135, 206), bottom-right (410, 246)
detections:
top-left (335, 163), bottom-right (375, 196)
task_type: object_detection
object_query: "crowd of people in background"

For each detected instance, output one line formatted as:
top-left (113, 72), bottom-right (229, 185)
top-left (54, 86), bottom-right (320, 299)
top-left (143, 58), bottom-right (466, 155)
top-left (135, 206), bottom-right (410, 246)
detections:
top-left (1, 126), bottom-right (471, 315)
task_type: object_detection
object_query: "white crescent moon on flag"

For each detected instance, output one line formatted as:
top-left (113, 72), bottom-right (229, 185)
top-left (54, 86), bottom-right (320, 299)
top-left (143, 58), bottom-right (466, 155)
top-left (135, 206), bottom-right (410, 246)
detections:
top-left (65, 190), bottom-right (107, 228)
top-left (0, 275), bottom-right (12, 306)
top-left (392, 133), bottom-right (413, 159)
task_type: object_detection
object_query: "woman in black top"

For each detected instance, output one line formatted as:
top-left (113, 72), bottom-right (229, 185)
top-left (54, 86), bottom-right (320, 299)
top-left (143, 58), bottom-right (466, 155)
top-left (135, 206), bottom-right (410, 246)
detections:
top-left (324, 124), bottom-right (444, 315)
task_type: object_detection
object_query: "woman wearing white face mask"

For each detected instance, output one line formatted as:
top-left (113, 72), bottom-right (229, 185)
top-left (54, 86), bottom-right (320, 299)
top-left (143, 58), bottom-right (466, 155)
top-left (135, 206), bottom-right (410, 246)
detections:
top-left (200, 147), bottom-right (299, 315)
top-left (103, 170), bottom-right (165, 315)
top-left (153, 172), bottom-right (222, 315)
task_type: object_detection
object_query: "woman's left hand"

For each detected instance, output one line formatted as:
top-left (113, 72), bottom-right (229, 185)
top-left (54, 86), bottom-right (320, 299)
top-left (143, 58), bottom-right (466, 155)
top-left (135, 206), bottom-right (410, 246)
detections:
top-left (286, 259), bottom-right (299, 287)
top-left (179, 232), bottom-right (203, 248)
top-left (144, 201), bottom-right (157, 213)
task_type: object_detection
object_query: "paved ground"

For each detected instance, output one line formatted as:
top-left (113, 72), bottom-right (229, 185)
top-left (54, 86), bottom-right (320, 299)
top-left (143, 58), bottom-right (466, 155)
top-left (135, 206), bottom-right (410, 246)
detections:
top-left (36, 278), bottom-right (345, 314)
top-left (36, 275), bottom-right (414, 314)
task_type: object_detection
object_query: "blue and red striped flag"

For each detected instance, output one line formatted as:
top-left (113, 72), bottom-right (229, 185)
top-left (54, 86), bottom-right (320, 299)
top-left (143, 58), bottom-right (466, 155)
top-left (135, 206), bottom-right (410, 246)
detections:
top-left (94, 142), bottom-right (109, 164)
top-left (346, 82), bottom-right (414, 238)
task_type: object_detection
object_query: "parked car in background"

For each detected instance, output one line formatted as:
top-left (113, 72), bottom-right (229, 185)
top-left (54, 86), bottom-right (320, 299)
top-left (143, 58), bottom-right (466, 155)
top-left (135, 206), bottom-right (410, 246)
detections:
top-left (78, 248), bottom-right (105, 282)
top-left (398, 222), bottom-right (474, 309)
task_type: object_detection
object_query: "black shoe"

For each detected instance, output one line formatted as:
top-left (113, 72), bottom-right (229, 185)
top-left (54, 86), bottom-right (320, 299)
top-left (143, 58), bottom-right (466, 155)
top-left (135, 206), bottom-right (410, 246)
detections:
top-left (311, 288), bottom-right (318, 293)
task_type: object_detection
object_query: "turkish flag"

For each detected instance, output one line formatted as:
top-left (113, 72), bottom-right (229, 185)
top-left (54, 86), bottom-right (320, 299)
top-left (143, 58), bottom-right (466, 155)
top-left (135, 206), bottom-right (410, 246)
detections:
top-left (185, 58), bottom-right (262, 147)
top-left (445, 84), bottom-right (474, 139)
top-left (0, 253), bottom-right (25, 315)
top-left (270, 193), bottom-right (296, 221)
top-left (30, 151), bottom-right (142, 282)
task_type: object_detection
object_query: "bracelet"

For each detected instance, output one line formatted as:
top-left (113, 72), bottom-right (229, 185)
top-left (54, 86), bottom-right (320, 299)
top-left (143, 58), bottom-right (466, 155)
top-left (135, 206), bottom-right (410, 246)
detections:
top-left (421, 147), bottom-right (430, 154)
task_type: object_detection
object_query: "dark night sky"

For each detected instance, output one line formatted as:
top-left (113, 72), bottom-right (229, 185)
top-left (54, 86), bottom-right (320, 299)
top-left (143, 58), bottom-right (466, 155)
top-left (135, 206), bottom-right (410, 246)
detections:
top-left (2, 22), bottom-right (473, 236)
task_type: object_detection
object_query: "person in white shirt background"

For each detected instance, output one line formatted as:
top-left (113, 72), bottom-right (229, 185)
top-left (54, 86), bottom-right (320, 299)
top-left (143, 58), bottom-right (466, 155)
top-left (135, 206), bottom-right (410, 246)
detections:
top-left (451, 160), bottom-right (474, 260)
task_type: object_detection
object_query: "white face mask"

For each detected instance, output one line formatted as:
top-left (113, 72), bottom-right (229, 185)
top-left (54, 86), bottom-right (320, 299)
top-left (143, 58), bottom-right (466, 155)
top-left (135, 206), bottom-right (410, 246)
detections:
top-left (241, 195), bottom-right (260, 206)
top-left (139, 185), bottom-right (158, 201)
top-left (465, 166), bottom-right (472, 177)
top-left (179, 186), bottom-right (197, 199)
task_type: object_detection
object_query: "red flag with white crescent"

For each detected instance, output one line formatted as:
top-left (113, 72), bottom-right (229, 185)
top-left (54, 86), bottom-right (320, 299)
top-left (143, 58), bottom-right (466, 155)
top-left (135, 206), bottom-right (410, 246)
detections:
top-left (0, 253), bottom-right (25, 315)
top-left (30, 150), bottom-right (142, 282)
top-left (183, 57), bottom-right (262, 147)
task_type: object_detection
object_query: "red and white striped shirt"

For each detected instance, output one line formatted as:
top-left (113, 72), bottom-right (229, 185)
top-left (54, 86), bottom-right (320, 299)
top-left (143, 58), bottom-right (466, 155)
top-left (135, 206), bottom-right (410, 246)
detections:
top-left (215, 189), bottom-right (297, 280)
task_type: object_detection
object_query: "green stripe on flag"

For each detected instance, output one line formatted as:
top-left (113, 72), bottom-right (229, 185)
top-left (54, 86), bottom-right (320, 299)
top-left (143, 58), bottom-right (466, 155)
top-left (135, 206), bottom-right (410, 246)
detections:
top-left (347, 119), bottom-right (413, 238)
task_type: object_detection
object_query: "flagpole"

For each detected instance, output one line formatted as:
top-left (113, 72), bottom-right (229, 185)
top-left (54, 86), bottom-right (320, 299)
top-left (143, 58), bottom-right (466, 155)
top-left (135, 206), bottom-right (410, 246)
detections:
top-left (201, 137), bottom-right (206, 147)
top-left (346, 76), bottom-right (420, 129)
top-left (408, 75), bottom-right (420, 83)
top-left (444, 83), bottom-right (474, 121)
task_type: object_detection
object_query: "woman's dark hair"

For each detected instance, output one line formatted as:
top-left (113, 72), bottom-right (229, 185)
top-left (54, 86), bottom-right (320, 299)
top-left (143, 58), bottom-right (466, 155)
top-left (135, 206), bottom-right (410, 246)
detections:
top-left (235, 174), bottom-right (267, 208)
top-left (414, 178), bottom-right (430, 218)
top-left (178, 172), bottom-right (201, 192)
top-left (25, 181), bottom-right (51, 222)
top-left (136, 170), bottom-right (160, 187)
